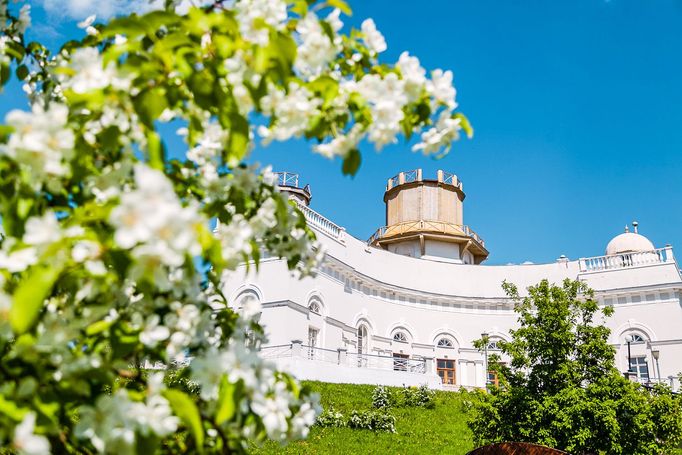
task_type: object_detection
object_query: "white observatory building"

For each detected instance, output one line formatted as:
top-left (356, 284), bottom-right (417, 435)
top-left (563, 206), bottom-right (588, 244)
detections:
top-left (223, 170), bottom-right (682, 390)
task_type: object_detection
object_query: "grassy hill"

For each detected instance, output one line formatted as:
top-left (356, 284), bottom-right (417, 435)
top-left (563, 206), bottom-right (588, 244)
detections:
top-left (250, 381), bottom-right (477, 455)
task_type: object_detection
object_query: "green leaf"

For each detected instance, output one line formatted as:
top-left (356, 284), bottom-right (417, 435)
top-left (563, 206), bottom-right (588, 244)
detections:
top-left (163, 389), bottom-right (204, 452)
top-left (215, 376), bottom-right (236, 424)
top-left (16, 64), bottom-right (29, 81)
top-left (0, 61), bottom-right (10, 88)
top-left (454, 112), bottom-right (474, 139)
top-left (135, 88), bottom-right (169, 129)
top-left (327, 0), bottom-right (352, 15)
top-left (225, 113), bottom-right (249, 167)
top-left (10, 264), bottom-right (63, 335)
top-left (85, 319), bottom-right (114, 336)
top-left (147, 131), bottom-right (165, 170)
top-left (342, 148), bottom-right (361, 176)
top-left (0, 395), bottom-right (28, 422)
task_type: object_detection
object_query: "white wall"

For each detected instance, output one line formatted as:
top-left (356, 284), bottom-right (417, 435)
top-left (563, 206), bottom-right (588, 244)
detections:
top-left (224, 219), bottom-right (682, 391)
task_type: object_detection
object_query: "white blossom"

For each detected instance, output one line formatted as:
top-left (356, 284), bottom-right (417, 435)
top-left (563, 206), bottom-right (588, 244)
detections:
top-left (234, 0), bottom-right (287, 46)
top-left (190, 343), bottom-right (259, 401)
top-left (1, 103), bottom-right (75, 183)
top-left (251, 381), bottom-right (292, 441)
top-left (13, 412), bottom-right (50, 455)
top-left (290, 400), bottom-right (320, 439)
top-left (412, 111), bottom-right (462, 155)
top-left (313, 124), bottom-right (364, 158)
top-left (428, 68), bottom-right (457, 109)
top-left (110, 164), bottom-right (200, 271)
top-left (258, 82), bottom-right (320, 144)
top-left (295, 13), bottom-right (339, 79)
top-left (397, 52), bottom-right (427, 102)
top-left (0, 247), bottom-right (38, 273)
top-left (361, 19), bottom-right (386, 54)
top-left (216, 215), bottom-right (253, 268)
top-left (139, 314), bottom-right (170, 348)
top-left (77, 14), bottom-right (98, 36)
top-left (23, 212), bottom-right (61, 247)
top-left (61, 47), bottom-right (129, 94)
top-left (354, 73), bottom-right (407, 149)
top-left (17, 5), bottom-right (31, 35)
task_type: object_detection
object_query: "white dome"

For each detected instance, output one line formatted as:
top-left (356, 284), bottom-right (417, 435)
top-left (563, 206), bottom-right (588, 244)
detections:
top-left (606, 229), bottom-right (655, 256)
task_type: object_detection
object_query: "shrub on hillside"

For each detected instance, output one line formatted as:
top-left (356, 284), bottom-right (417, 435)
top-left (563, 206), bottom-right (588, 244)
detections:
top-left (372, 385), bottom-right (393, 409)
top-left (401, 384), bottom-right (436, 408)
top-left (315, 406), bottom-right (346, 428)
top-left (348, 410), bottom-right (396, 433)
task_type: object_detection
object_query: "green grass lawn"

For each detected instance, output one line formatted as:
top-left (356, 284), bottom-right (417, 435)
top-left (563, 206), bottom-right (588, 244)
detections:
top-left (250, 382), bottom-right (477, 455)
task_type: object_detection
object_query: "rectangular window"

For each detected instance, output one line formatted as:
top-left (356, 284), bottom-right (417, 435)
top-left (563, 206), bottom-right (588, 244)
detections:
top-left (487, 370), bottom-right (499, 387)
top-left (437, 359), bottom-right (456, 385)
top-left (307, 327), bottom-right (319, 360)
top-left (393, 353), bottom-right (409, 371)
top-left (629, 356), bottom-right (650, 381)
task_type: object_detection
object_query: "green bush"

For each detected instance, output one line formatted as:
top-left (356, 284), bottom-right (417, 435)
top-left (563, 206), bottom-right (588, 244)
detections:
top-left (372, 385), bottom-right (392, 409)
top-left (347, 410), bottom-right (396, 433)
top-left (315, 406), bottom-right (346, 428)
top-left (401, 384), bottom-right (436, 408)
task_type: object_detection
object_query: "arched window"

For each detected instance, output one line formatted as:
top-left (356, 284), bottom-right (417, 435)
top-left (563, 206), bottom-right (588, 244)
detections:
top-left (437, 338), bottom-right (454, 348)
top-left (487, 339), bottom-right (501, 350)
top-left (630, 334), bottom-right (645, 344)
top-left (393, 331), bottom-right (408, 343)
top-left (309, 300), bottom-right (321, 314)
top-left (234, 289), bottom-right (261, 318)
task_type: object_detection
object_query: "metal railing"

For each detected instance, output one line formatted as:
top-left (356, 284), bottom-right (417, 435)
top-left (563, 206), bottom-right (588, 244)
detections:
top-left (368, 219), bottom-right (485, 247)
top-left (296, 203), bottom-right (345, 243)
top-left (259, 344), bottom-right (293, 359)
top-left (634, 376), bottom-right (680, 392)
top-left (441, 171), bottom-right (458, 187)
top-left (579, 247), bottom-right (675, 272)
top-left (386, 169), bottom-right (463, 191)
top-left (259, 343), bottom-right (427, 374)
top-left (346, 352), bottom-right (426, 373)
top-left (274, 171), bottom-right (299, 188)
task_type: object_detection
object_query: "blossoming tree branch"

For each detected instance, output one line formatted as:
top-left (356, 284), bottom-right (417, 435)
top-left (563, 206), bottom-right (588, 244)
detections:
top-left (0, 0), bottom-right (471, 453)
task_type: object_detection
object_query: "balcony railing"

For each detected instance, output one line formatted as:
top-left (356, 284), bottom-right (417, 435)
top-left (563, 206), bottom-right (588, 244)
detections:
top-left (386, 169), bottom-right (463, 191)
top-left (368, 219), bottom-right (485, 247)
top-left (579, 247), bottom-right (675, 272)
top-left (259, 343), bottom-right (427, 374)
top-left (295, 203), bottom-right (345, 243)
top-left (274, 171), bottom-right (299, 188)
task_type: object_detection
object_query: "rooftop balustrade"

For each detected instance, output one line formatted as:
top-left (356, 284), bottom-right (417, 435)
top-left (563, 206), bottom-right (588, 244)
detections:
top-left (274, 171), bottom-right (299, 188)
top-left (386, 169), bottom-right (463, 191)
top-left (295, 203), bottom-right (345, 243)
top-left (578, 246), bottom-right (675, 272)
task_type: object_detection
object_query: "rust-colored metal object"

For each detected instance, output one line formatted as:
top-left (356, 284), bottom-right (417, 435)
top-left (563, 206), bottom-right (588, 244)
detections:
top-left (467, 442), bottom-right (569, 455)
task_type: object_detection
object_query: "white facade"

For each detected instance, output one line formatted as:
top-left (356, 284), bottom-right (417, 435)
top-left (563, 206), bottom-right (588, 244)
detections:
top-left (224, 174), bottom-right (682, 391)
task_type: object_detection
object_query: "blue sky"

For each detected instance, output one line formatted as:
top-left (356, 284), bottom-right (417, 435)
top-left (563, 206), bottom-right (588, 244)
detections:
top-left (3, 1), bottom-right (682, 264)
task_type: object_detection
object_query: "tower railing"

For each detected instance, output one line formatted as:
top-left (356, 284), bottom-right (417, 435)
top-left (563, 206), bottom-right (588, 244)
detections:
top-left (274, 171), bottom-right (299, 188)
top-left (578, 247), bottom-right (675, 272)
top-left (386, 169), bottom-right (463, 191)
top-left (368, 219), bottom-right (485, 247)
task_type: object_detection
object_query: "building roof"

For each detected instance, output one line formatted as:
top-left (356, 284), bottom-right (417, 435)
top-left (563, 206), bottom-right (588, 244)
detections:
top-left (606, 225), bottom-right (655, 256)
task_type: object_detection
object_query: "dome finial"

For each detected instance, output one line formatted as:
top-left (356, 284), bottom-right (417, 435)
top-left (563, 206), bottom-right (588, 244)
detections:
top-left (632, 221), bottom-right (639, 234)
top-left (624, 225), bottom-right (629, 233)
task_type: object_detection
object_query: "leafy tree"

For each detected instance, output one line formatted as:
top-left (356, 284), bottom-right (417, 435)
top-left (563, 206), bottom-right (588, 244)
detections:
top-left (0, 0), bottom-right (471, 453)
top-left (470, 279), bottom-right (682, 454)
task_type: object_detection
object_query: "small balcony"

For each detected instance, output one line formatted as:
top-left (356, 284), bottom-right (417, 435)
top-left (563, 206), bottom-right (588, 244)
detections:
top-left (368, 220), bottom-right (485, 249)
top-left (578, 247), bottom-right (675, 272)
